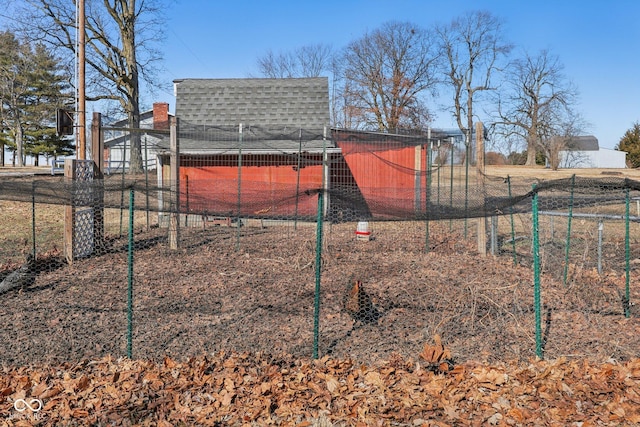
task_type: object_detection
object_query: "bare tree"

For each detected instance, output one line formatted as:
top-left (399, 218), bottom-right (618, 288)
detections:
top-left (539, 108), bottom-right (586, 170)
top-left (257, 43), bottom-right (333, 78)
top-left (339, 21), bottom-right (440, 132)
top-left (437, 11), bottom-right (512, 150)
top-left (20, 0), bottom-right (166, 173)
top-left (331, 78), bottom-right (365, 129)
top-left (256, 43), bottom-right (344, 128)
top-left (494, 49), bottom-right (581, 168)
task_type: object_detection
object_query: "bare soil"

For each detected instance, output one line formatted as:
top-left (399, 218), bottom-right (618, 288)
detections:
top-left (1, 166), bottom-right (639, 369)
top-left (0, 219), bottom-right (639, 369)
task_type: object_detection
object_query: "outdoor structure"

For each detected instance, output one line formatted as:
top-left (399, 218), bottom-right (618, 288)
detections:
top-left (156, 77), bottom-right (334, 221)
top-left (330, 128), bottom-right (455, 219)
top-left (558, 135), bottom-right (627, 168)
top-left (103, 102), bottom-right (173, 173)
top-left (154, 77), bottom-right (473, 223)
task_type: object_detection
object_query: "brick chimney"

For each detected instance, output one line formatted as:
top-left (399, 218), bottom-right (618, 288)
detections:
top-left (153, 102), bottom-right (169, 130)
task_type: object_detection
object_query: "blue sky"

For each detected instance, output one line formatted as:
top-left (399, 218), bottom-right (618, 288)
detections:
top-left (154, 0), bottom-right (639, 149)
top-left (1, 1), bottom-right (638, 150)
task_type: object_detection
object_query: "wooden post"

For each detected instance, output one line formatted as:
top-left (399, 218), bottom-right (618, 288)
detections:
top-left (91, 112), bottom-right (105, 252)
top-left (414, 144), bottom-right (422, 212)
top-left (64, 159), bottom-right (76, 264)
top-left (168, 116), bottom-right (180, 250)
top-left (476, 122), bottom-right (487, 256)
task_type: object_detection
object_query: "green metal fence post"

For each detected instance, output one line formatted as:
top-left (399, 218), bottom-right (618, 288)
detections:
top-left (436, 140), bottom-right (441, 206)
top-left (127, 189), bottom-right (134, 359)
top-left (144, 133), bottom-right (150, 230)
top-left (119, 136), bottom-right (127, 237)
top-left (532, 184), bottom-right (543, 359)
top-left (31, 181), bottom-right (37, 259)
top-left (294, 128), bottom-right (302, 230)
top-left (562, 174), bottom-right (576, 286)
top-left (236, 124), bottom-right (243, 251)
top-left (313, 190), bottom-right (324, 359)
top-left (464, 137), bottom-right (469, 238)
top-left (426, 141), bottom-right (432, 253)
top-left (625, 185), bottom-right (631, 318)
top-left (507, 176), bottom-right (517, 265)
top-left (450, 138), bottom-right (454, 231)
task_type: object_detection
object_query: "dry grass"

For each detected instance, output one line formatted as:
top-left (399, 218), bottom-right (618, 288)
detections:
top-left (1, 165), bottom-right (638, 266)
top-left (485, 165), bottom-right (640, 180)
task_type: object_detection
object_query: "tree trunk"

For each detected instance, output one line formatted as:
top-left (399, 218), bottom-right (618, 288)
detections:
top-left (15, 124), bottom-right (24, 167)
top-left (526, 113), bottom-right (539, 166)
top-left (525, 148), bottom-right (537, 166)
top-left (123, 0), bottom-right (143, 174)
top-left (128, 109), bottom-right (143, 173)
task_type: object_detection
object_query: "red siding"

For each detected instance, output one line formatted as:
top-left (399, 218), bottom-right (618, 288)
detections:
top-left (335, 140), bottom-right (426, 215)
top-left (171, 132), bottom-right (429, 220)
top-left (179, 158), bottom-right (322, 217)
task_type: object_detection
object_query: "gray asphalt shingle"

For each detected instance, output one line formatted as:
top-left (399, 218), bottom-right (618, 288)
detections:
top-left (172, 77), bottom-right (331, 152)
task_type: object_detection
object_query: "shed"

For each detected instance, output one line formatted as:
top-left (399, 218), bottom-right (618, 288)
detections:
top-left (558, 135), bottom-right (627, 168)
top-left (156, 77), bottom-right (335, 220)
top-left (157, 77), bottom-right (469, 223)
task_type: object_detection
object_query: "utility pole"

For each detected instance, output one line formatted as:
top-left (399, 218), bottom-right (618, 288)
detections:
top-left (77, 0), bottom-right (86, 159)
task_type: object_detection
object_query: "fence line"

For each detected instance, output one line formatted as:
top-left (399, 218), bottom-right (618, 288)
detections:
top-left (1, 164), bottom-right (639, 365)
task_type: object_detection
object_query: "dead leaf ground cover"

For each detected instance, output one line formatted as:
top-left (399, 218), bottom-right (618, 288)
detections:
top-left (1, 352), bottom-right (639, 425)
top-left (1, 221), bottom-right (638, 365)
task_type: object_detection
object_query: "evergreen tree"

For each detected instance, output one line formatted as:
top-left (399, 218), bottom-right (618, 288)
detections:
top-left (24, 42), bottom-right (74, 165)
top-left (617, 122), bottom-right (640, 168)
top-left (0, 30), bottom-right (73, 166)
top-left (0, 30), bottom-right (29, 166)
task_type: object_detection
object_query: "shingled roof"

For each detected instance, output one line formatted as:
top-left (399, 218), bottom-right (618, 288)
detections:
top-left (170, 77), bottom-right (332, 153)
top-left (564, 135), bottom-right (600, 151)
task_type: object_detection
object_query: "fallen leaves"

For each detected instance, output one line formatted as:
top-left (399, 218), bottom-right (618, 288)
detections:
top-left (419, 334), bottom-right (456, 374)
top-left (0, 352), bottom-right (639, 426)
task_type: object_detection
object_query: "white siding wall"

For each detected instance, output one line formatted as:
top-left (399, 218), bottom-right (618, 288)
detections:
top-left (559, 148), bottom-right (626, 168)
top-left (104, 115), bottom-right (160, 173)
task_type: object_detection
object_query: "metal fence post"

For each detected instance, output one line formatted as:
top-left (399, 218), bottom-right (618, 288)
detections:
top-left (313, 191), bottom-right (324, 359)
top-left (532, 183), bottom-right (543, 359)
top-left (625, 186), bottom-right (631, 318)
top-left (127, 188), bottom-right (134, 359)
top-left (562, 175), bottom-right (576, 286)
top-left (169, 117), bottom-right (180, 250)
top-left (597, 220), bottom-right (603, 275)
top-left (426, 139), bottom-right (432, 253)
top-left (31, 181), bottom-right (36, 259)
top-left (236, 123), bottom-right (243, 251)
top-left (507, 176), bottom-right (517, 265)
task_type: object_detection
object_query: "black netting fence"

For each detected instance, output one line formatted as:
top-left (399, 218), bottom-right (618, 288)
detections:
top-left (1, 124), bottom-right (639, 368)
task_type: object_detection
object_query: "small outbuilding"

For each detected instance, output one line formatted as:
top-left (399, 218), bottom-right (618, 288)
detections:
top-left (558, 135), bottom-right (626, 168)
top-left (156, 77), bottom-right (334, 220)
top-left (153, 77), bottom-right (468, 222)
top-left (103, 102), bottom-right (173, 173)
